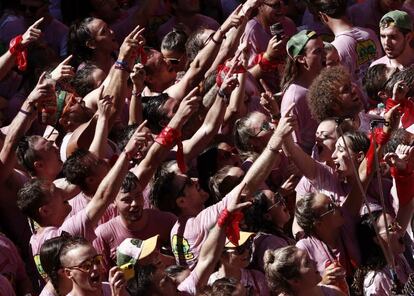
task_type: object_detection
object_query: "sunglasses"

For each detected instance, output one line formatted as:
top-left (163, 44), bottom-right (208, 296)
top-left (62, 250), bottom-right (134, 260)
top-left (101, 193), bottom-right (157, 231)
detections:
top-left (65, 254), bottom-right (104, 273)
top-left (318, 202), bottom-right (338, 219)
top-left (176, 176), bottom-right (197, 198)
top-left (266, 191), bottom-right (286, 212)
top-left (166, 55), bottom-right (184, 65)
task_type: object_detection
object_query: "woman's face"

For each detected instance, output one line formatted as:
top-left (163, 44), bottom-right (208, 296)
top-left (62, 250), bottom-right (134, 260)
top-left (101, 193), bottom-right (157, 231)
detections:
top-left (376, 213), bottom-right (405, 255)
top-left (312, 193), bottom-right (344, 231)
top-left (216, 143), bottom-right (242, 168)
top-left (224, 240), bottom-right (253, 269)
top-left (263, 189), bottom-right (290, 228)
top-left (331, 136), bottom-right (361, 179)
top-left (293, 249), bottom-right (322, 289)
top-left (63, 244), bottom-right (104, 293)
top-left (315, 120), bottom-right (338, 163)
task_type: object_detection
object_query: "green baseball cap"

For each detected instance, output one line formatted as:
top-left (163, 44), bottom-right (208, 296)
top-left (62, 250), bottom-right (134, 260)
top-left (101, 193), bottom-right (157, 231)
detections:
top-left (380, 10), bottom-right (413, 31)
top-left (286, 30), bottom-right (317, 59)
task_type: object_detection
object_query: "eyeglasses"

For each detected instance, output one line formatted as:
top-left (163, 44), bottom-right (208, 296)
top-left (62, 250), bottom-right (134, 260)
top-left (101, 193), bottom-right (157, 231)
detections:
top-left (318, 202), bottom-right (338, 219)
top-left (266, 191), bottom-right (286, 212)
top-left (253, 121), bottom-right (274, 137)
top-left (65, 254), bottom-right (104, 273)
top-left (263, 1), bottom-right (282, 10)
top-left (166, 55), bottom-right (184, 65)
top-left (379, 221), bottom-right (402, 235)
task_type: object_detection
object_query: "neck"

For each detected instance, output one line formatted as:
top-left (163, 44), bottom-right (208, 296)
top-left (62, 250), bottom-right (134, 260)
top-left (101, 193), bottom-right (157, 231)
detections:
top-left (392, 47), bottom-right (414, 69)
top-left (71, 285), bottom-right (102, 296)
top-left (218, 264), bottom-right (242, 280)
top-left (327, 17), bottom-right (353, 35)
top-left (121, 211), bottom-right (148, 231)
top-left (295, 70), bottom-right (317, 88)
top-left (315, 229), bottom-right (340, 248)
top-left (91, 51), bottom-right (113, 74)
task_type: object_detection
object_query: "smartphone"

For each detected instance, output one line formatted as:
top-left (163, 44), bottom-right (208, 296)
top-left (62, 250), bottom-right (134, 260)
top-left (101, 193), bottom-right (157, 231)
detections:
top-left (270, 23), bottom-right (284, 41)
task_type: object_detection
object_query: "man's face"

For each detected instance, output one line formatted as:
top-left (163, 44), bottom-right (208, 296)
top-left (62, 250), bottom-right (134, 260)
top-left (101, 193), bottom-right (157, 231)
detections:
top-left (302, 37), bottom-right (326, 74)
top-left (116, 186), bottom-right (144, 222)
top-left (33, 136), bottom-right (63, 179)
top-left (380, 25), bottom-right (407, 59)
top-left (86, 18), bottom-right (119, 54)
top-left (259, 0), bottom-right (285, 25)
top-left (146, 50), bottom-right (177, 89)
top-left (44, 182), bottom-right (72, 225)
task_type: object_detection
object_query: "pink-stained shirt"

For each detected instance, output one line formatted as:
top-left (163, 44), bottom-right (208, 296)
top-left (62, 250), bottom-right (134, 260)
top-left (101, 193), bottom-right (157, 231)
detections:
top-left (296, 207), bottom-right (361, 277)
top-left (156, 14), bottom-right (220, 44)
top-left (370, 54), bottom-right (414, 69)
top-left (170, 192), bottom-right (233, 269)
top-left (363, 254), bottom-right (412, 295)
top-left (30, 210), bottom-right (96, 279)
top-left (0, 274), bottom-right (15, 296)
top-left (281, 83), bottom-right (318, 155)
top-left (301, 8), bottom-right (333, 40)
top-left (67, 191), bottom-right (118, 226)
top-left (178, 269), bottom-right (199, 296)
top-left (0, 233), bottom-right (30, 293)
top-left (209, 269), bottom-right (270, 296)
top-left (331, 27), bottom-right (382, 84)
top-left (39, 283), bottom-right (56, 296)
top-left (93, 210), bottom-right (177, 272)
top-left (252, 233), bottom-right (295, 272)
top-left (67, 282), bottom-right (111, 296)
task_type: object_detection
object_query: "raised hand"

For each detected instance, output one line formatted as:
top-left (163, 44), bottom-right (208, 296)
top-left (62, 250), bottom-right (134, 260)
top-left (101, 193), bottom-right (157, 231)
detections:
top-left (259, 78), bottom-right (279, 116)
top-left (50, 55), bottom-right (75, 81)
top-left (274, 103), bottom-right (297, 138)
top-left (97, 86), bottom-right (112, 119)
top-left (124, 120), bottom-right (152, 159)
top-left (265, 35), bottom-right (284, 61)
top-left (119, 25), bottom-right (145, 66)
top-left (220, 5), bottom-right (244, 34)
top-left (383, 103), bottom-right (401, 134)
top-left (130, 63), bottom-right (146, 94)
top-left (392, 80), bottom-right (409, 102)
top-left (174, 87), bottom-right (201, 121)
top-left (21, 17), bottom-right (43, 46)
top-left (384, 144), bottom-right (414, 171)
top-left (322, 262), bottom-right (346, 285)
top-left (228, 183), bottom-right (252, 213)
top-left (27, 72), bottom-right (56, 106)
top-left (220, 71), bottom-right (239, 98)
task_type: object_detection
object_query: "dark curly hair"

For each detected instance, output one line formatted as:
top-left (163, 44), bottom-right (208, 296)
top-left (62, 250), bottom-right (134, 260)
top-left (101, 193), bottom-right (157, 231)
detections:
top-left (63, 149), bottom-right (98, 191)
top-left (17, 179), bottom-right (50, 222)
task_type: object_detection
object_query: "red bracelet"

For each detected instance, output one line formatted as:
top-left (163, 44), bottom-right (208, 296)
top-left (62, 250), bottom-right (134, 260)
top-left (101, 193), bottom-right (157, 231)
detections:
top-left (216, 63), bottom-right (246, 87)
top-left (155, 126), bottom-right (187, 173)
top-left (217, 208), bottom-right (244, 246)
top-left (218, 208), bottom-right (231, 228)
top-left (9, 35), bottom-right (28, 71)
top-left (253, 52), bottom-right (279, 72)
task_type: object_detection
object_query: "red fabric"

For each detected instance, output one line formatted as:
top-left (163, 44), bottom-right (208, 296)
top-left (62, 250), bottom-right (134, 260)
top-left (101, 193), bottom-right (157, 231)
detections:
top-left (155, 126), bottom-right (186, 173)
top-left (9, 35), bottom-right (27, 71)
top-left (365, 128), bottom-right (391, 175)
top-left (216, 63), bottom-right (246, 87)
top-left (217, 209), bottom-right (244, 246)
top-left (390, 166), bottom-right (414, 206)
top-left (385, 98), bottom-right (414, 129)
top-left (138, 47), bottom-right (147, 65)
top-left (253, 52), bottom-right (279, 72)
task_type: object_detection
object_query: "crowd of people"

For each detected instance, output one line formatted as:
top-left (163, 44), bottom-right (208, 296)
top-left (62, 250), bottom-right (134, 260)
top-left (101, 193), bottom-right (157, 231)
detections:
top-left (0, 0), bottom-right (414, 295)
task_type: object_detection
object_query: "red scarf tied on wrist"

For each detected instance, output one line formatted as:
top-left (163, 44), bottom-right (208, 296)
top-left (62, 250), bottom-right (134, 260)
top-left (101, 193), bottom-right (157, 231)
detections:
top-left (155, 126), bottom-right (187, 173)
top-left (216, 63), bottom-right (246, 87)
top-left (365, 128), bottom-right (390, 175)
top-left (386, 98), bottom-right (414, 129)
top-left (9, 35), bottom-right (28, 71)
top-left (218, 208), bottom-right (244, 246)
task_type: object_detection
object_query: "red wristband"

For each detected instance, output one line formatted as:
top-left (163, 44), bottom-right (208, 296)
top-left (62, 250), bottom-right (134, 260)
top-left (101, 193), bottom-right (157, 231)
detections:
top-left (365, 128), bottom-right (391, 175)
top-left (253, 52), bottom-right (279, 72)
top-left (9, 35), bottom-right (28, 71)
top-left (217, 208), bottom-right (244, 246)
top-left (155, 126), bottom-right (187, 173)
top-left (390, 166), bottom-right (414, 206)
top-left (216, 63), bottom-right (246, 87)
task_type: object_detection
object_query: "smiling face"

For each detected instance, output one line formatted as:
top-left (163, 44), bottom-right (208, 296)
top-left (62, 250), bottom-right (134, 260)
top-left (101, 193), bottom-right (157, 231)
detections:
top-left (62, 244), bottom-right (103, 293)
top-left (116, 185), bottom-right (144, 222)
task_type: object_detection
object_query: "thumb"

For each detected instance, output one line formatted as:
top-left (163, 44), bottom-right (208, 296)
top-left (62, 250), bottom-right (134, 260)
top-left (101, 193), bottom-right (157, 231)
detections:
top-left (38, 71), bottom-right (48, 84)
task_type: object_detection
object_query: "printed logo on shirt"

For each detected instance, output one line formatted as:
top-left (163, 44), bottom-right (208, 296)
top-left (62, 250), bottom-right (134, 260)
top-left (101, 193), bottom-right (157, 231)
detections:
top-left (355, 40), bottom-right (377, 66)
top-left (171, 235), bottom-right (194, 261)
top-left (34, 254), bottom-right (48, 279)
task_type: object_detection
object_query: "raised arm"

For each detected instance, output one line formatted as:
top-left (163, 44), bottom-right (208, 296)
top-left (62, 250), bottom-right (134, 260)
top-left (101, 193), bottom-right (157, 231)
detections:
top-left (0, 73), bottom-right (54, 183)
top-left (128, 63), bottom-right (145, 125)
top-left (86, 122), bottom-right (149, 227)
top-left (88, 86), bottom-right (112, 158)
top-left (242, 104), bottom-right (297, 196)
top-left (166, 10), bottom-right (243, 101)
top-left (131, 88), bottom-right (200, 187)
top-left (183, 76), bottom-right (238, 162)
top-left (0, 18), bottom-right (43, 81)
top-left (192, 183), bottom-right (251, 290)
